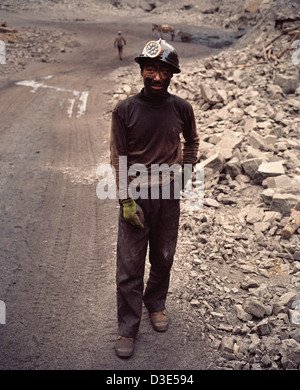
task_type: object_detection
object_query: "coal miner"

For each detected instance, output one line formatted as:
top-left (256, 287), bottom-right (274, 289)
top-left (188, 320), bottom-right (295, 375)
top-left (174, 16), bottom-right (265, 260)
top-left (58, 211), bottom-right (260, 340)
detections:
top-left (114, 31), bottom-right (126, 61)
top-left (110, 39), bottom-right (199, 357)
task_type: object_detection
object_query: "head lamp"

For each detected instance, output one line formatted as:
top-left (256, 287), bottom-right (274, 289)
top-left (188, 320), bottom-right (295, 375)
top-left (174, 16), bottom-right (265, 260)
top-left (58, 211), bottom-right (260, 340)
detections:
top-left (143, 40), bottom-right (162, 58)
top-left (135, 39), bottom-right (181, 73)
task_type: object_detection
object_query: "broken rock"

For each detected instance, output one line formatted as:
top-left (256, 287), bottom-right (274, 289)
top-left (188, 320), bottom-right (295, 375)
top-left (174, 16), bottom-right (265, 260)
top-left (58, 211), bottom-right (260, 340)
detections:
top-left (214, 129), bottom-right (243, 160)
top-left (243, 299), bottom-right (266, 318)
top-left (278, 291), bottom-right (298, 308)
top-left (271, 193), bottom-right (300, 216)
top-left (280, 339), bottom-right (300, 367)
top-left (244, 205), bottom-right (265, 224)
top-left (200, 82), bottom-right (224, 105)
top-left (241, 157), bottom-right (263, 179)
top-left (199, 152), bottom-right (225, 176)
top-left (220, 335), bottom-right (236, 354)
top-left (256, 318), bottom-right (271, 336)
top-left (262, 175), bottom-right (292, 190)
top-left (234, 304), bottom-right (253, 322)
top-left (254, 161), bottom-right (285, 184)
top-left (274, 72), bottom-right (299, 94)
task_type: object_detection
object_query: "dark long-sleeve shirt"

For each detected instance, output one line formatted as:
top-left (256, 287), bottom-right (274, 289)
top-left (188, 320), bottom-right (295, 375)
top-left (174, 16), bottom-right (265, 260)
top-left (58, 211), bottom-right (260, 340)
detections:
top-left (114, 35), bottom-right (126, 48)
top-left (110, 88), bottom-right (199, 197)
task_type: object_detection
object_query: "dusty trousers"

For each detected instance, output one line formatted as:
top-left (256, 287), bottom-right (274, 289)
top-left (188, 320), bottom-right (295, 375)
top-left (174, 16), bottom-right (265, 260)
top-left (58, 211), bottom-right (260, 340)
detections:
top-left (116, 186), bottom-right (180, 338)
top-left (117, 45), bottom-right (123, 60)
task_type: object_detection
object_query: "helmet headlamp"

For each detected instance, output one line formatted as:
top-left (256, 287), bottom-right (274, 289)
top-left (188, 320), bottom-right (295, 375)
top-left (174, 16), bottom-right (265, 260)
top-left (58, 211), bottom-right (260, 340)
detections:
top-left (135, 39), bottom-right (181, 73)
top-left (144, 40), bottom-right (162, 58)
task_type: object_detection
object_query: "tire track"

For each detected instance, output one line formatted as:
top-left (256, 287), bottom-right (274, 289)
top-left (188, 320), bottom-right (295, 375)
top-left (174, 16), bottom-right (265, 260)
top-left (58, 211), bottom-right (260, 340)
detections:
top-left (0, 69), bottom-right (119, 368)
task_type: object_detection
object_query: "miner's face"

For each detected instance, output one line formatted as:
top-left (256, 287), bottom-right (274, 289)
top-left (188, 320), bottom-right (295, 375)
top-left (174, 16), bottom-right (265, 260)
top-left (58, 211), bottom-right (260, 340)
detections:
top-left (141, 61), bottom-right (173, 98)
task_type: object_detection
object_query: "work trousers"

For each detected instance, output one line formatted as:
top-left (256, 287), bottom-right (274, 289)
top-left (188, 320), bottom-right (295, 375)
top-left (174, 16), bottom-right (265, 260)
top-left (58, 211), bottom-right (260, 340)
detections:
top-left (116, 189), bottom-right (180, 338)
top-left (117, 45), bottom-right (123, 60)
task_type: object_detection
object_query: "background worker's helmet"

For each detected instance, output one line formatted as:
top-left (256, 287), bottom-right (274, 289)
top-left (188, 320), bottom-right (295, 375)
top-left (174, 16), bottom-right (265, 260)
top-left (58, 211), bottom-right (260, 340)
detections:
top-left (135, 39), bottom-right (181, 74)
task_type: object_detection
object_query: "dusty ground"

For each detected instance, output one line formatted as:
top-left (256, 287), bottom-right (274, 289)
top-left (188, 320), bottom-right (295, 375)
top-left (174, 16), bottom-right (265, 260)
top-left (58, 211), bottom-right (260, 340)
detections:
top-left (0, 5), bottom-right (226, 370)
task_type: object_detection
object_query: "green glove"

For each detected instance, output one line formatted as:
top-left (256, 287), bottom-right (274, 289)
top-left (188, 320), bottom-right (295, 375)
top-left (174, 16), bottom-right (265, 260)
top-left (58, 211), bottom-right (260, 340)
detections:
top-left (121, 198), bottom-right (144, 229)
top-left (181, 164), bottom-right (193, 190)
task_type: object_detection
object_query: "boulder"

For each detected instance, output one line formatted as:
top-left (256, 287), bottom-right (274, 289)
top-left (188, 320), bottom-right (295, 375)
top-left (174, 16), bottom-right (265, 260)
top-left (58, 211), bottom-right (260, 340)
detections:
top-left (214, 129), bottom-right (243, 160)
top-left (274, 72), bottom-right (299, 94)
top-left (254, 161), bottom-right (285, 184)
top-left (243, 299), bottom-right (267, 318)
top-left (270, 193), bottom-right (300, 216)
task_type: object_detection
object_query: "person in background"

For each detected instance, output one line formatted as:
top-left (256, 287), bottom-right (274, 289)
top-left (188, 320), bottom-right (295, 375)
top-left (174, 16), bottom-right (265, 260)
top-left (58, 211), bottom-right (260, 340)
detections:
top-left (114, 31), bottom-right (126, 61)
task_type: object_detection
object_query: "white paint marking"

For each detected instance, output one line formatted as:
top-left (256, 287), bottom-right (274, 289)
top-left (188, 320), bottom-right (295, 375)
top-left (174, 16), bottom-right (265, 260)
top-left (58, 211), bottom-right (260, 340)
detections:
top-left (15, 75), bottom-right (89, 118)
top-left (67, 99), bottom-right (76, 118)
top-left (0, 40), bottom-right (6, 64)
top-left (77, 91), bottom-right (89, 118)
top-left (0, 300), bottom-right (5, 325)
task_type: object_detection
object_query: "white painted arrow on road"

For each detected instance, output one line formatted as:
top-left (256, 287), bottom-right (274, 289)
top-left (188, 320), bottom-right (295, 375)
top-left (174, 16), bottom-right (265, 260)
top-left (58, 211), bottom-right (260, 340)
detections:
top-left (15, 75), bottom-right (89, 118)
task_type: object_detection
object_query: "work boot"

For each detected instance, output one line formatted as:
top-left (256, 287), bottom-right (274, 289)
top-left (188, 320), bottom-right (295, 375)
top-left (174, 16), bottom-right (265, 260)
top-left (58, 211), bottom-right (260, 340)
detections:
top-left (149, 310), bottom-right (169, 332)
top-left (115, 335), bottom-right (134, 358)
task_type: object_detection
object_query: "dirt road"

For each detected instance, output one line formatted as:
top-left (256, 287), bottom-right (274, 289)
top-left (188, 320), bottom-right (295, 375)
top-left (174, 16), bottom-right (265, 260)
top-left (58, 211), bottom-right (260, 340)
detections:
top-left (0, 11), bottom-right (219, 370)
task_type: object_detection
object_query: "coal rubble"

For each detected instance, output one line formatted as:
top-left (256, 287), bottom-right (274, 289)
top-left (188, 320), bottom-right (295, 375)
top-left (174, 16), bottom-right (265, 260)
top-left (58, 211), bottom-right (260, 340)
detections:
top-left (106, 4), bottom-right (300, 370)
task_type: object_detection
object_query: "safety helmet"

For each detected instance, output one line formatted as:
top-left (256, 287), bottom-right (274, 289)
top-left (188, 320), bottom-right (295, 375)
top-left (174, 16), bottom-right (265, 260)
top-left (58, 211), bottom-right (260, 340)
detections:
top-left (135, 39), bottom-right (181, 74)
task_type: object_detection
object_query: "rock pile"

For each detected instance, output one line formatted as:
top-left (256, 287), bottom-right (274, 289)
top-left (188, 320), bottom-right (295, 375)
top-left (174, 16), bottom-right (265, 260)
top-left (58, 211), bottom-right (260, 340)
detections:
top-left (0, 22), bottom-right (79, 76)
top-left (105, 2), bottom-right (300, 370)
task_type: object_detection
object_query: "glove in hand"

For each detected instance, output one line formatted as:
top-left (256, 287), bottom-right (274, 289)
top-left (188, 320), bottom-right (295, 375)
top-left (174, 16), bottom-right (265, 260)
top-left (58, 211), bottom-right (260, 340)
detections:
top-left (121, 198), bottom-right (144, 229)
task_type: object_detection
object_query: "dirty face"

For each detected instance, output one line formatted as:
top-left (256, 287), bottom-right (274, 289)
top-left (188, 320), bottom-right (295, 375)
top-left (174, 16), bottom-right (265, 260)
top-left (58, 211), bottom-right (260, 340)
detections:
top-left (141, 60), bottom-right (173, 98)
